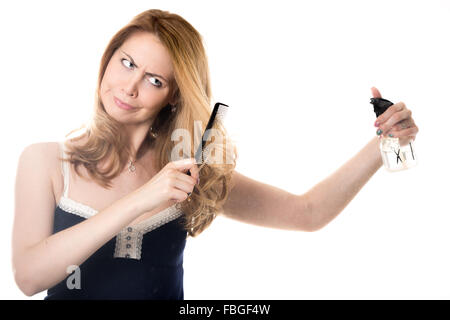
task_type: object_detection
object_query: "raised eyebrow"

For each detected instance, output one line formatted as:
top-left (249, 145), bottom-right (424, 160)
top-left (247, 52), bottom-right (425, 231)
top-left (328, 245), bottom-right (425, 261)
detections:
top-left (120, 50), bottom-right (168, 83)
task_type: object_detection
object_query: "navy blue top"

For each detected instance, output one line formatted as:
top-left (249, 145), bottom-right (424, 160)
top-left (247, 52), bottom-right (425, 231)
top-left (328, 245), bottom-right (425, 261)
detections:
top-left (44, 205), bottom-right (187, 300)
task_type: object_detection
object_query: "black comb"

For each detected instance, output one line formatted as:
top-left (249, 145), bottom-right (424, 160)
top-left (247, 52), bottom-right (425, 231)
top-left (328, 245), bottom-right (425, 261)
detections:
top-left (187, 102), bottom-right (229, 177)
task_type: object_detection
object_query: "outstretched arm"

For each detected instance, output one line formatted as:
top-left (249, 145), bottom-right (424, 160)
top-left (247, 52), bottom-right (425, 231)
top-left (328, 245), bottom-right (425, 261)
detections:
top-left (222, 137), bottom-right (381, 232)
top-left (222, 87), bottom-right (418, 231)
top-left (301, 136), bottom-right (382, 230)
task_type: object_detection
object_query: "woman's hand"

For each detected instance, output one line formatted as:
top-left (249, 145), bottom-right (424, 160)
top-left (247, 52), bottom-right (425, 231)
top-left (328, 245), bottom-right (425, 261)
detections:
top-left (372, 87), bottom-right (419, 147)
top-left (131, 158), bottom-right (200, 214)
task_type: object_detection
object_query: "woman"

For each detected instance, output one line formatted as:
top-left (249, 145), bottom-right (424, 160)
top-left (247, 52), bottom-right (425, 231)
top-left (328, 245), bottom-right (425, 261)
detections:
top-left (12, 9), bottom-right (419, 299)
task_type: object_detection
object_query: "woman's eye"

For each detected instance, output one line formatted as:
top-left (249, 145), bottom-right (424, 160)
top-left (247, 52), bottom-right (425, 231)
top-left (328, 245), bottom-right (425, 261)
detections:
top-left (121, 58), bottom-right (133, 68)
top-left (148, 77), bottom-right (162, 87)
top-left (121, 58), bottom-right (162, 88)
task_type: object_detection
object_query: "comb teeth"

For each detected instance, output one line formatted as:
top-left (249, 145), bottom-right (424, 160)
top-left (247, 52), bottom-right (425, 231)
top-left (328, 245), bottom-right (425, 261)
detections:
top-left (194, 102), bottom-right (229, 164)
top-left (214, 105), bottom-right (228, 124)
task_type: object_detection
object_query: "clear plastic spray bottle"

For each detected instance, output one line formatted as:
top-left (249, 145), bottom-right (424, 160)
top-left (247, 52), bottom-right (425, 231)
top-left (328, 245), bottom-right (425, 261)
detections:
top-left (370, 97), bottom-right (417, 172)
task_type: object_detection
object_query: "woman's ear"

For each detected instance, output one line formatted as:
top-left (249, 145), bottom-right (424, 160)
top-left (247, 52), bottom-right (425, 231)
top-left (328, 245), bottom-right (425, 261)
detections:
top-left (168, 86), bottom-right (180, 106)
top-left (169, 97), bottom-right (177, 106)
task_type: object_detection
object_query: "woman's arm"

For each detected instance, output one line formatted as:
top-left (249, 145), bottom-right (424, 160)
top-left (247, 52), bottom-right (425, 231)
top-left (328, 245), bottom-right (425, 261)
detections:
top-left (12, 143), bottom-right (144, 296)
top-left (305, 88), bottom-right (418, 230)
top-left (223, 88), bottom-right (418, 232)
top-left (222, 170), bottom-right (315, 232)
top-left (222, 137), bottom-right (381, 232)
top-left (303, 136), bottom-right (382, 230)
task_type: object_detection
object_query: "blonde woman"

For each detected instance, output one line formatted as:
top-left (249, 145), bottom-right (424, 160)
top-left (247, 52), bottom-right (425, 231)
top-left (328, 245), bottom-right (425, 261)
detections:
top-left (12, 9), bottom-right (419, 299)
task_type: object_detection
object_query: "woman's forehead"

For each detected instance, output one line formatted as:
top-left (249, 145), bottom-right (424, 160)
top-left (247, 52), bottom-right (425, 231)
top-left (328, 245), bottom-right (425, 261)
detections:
top-left (120, 32), bottom-right (174, 81)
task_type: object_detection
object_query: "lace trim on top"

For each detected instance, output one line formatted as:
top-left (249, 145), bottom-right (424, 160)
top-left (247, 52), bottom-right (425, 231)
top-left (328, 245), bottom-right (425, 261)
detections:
top-left (58, 196), bottom-right (98, 219)
top-left (114, 206), bottom-right (183, 260)
top-left (57, 141), bottom-right (183, 260)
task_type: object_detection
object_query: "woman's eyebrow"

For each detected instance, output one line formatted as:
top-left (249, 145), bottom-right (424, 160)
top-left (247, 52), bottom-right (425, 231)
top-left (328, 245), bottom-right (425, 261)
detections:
top-left (120, 50), bottom-right (169, 82)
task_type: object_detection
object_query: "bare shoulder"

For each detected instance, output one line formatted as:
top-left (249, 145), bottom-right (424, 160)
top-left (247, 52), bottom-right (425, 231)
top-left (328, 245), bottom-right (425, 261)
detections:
top-left (19, 142), bottom-right (61, 168)
top-left (18, 141), bottom-right (65, 202)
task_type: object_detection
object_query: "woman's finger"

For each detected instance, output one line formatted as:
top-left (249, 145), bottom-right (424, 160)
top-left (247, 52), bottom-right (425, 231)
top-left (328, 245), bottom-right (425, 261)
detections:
top-left (378, 106), bottom-right (411, 134)
top-left (375, 102), bottom-right (406, 127)
top-left (371, 87), bottom-right (382, 98)
top-left (170, 158), bottom-right (196, 171)
top-left (189, 162), bottom-right (200, 182)
top-left (174, 169), bottom-right (197, 185)
top-left (386, 126), bottom-right (419, 139)
top-left (391, 119), bottom-right (411, 131)
top-left (170, 177), bottom-right (195, 195)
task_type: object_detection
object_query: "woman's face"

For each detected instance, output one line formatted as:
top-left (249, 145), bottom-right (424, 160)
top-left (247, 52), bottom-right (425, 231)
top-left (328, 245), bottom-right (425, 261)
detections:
top-left (100, 31), bottom-right (176, 124)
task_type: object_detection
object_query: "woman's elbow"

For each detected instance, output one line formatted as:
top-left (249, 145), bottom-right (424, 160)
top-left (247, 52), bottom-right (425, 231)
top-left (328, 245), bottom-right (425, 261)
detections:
top-left (295, 193), bottom-right (325, 232)
top-left (13, 265), bottom-right (39, 297)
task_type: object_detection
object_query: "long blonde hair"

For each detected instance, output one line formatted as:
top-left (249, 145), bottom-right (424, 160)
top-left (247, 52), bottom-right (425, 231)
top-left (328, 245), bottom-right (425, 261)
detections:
top-left (62, 9), bottom-right (238, 237)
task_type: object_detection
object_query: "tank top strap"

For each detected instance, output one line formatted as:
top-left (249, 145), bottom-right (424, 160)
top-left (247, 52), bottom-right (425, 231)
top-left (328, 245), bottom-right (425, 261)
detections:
top-left (58, 141), bottom-right (70, 198)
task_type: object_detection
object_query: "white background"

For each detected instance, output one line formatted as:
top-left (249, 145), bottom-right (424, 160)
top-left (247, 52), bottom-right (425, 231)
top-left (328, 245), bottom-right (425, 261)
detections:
top-left (1, 0), bottom-right (449, 299)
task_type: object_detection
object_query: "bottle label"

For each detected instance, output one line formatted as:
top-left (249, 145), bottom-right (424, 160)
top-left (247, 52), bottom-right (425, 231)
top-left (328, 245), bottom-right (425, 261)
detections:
top-left (380, 138), bottom-right (417, 171)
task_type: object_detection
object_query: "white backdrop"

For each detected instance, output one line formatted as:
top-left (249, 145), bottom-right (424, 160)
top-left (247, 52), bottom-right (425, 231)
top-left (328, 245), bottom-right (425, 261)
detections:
top-left (1, 0), bottom-right (449, 299)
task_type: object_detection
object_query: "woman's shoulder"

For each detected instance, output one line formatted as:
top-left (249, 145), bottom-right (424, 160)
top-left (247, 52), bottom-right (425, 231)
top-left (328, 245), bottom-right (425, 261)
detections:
top-left (22, 138), bottom-right (81, 156)
top-left (23, 139), bottom-right (77, 171)
top-left (19, 141), bottom-right (69, 176)
top-left (19, 141), bottom-right (62, 163)
top-left (17, 142), bottom-right (65, 200)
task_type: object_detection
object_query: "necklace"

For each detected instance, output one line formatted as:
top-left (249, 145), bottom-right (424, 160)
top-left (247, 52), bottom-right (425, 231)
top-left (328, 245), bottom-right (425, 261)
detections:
top-left (128, 159), bottom-right (136, 173)
top-left (126, 126), bottom-right (157, 173)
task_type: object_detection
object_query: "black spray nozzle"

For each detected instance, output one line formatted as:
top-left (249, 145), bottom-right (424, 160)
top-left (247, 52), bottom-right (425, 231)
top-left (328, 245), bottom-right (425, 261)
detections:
top-left (370, 97), bottom-right (394, 118)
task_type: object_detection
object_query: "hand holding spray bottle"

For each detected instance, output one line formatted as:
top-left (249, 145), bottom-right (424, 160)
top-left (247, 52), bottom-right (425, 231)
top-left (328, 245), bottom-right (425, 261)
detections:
top-left (370, 97), bottom-right (418, 172)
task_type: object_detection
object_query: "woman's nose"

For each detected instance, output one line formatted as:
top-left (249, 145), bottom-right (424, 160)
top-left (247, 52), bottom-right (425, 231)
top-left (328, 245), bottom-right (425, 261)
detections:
top-left (123, 73), bottom-right (141, 97)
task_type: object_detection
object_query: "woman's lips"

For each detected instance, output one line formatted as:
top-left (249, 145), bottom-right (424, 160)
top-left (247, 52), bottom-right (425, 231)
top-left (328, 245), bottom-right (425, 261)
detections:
top-left (114, 96), bottom-right (137, 111)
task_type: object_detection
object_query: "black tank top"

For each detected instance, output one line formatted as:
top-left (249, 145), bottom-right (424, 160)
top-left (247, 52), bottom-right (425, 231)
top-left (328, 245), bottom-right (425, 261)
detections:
top-left (44, 142), bottom-right (187, 300)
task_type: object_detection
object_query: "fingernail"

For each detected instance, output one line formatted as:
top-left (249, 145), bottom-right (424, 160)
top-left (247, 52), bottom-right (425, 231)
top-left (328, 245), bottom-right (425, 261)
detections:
top-left (374, 121), bottom-right (379, 127)
top-left (388, 134), bottom-right (394, 137)
top-left (376, 129), bottom-right (383, 135)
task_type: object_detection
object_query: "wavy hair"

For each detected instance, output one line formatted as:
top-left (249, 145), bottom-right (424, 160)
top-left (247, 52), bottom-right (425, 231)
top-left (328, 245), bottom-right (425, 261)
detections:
top-left (61, 9), bottom-right (238, 237)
